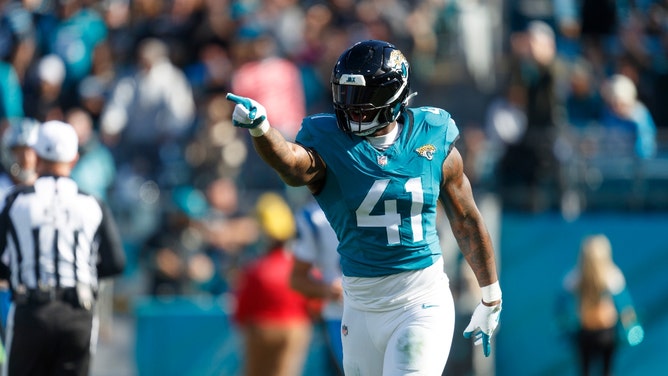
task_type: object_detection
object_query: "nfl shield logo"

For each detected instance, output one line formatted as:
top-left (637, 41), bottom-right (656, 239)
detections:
top-left (377, 155), bottom-right (388, 166)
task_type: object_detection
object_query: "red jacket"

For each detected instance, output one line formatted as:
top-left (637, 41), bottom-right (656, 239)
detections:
top-left (234, 246), bottom-right (311, 325)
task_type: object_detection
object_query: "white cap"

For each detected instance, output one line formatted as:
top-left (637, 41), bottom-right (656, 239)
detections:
top-left (38, 54), bottom-right (66, 86)
top-left (34, 120), bottom-right (79, 162)
top-left (607, 74), bottom-right (637, 106)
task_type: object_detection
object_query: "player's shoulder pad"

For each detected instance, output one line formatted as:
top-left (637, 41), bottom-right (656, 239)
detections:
top-left (407, 107), bottom-right (459, 144)
top-left (408, 106), bottom-right (452, 127)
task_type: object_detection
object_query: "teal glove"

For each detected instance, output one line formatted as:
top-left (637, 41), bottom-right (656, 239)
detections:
top-left (463, 301), bottom-right (502, 357)
top-left (226, 93), bottom-right (268, 129)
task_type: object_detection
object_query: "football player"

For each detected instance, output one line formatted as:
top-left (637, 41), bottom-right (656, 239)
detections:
top-left (228, 40), bottom-right (502, 375)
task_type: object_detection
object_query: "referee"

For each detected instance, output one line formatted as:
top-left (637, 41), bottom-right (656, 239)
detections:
top-left (0, 120), bottom-right (125, 376)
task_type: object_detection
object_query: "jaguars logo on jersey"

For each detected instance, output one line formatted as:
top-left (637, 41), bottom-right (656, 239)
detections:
top-left (416, 144), bottom-right (436, 160)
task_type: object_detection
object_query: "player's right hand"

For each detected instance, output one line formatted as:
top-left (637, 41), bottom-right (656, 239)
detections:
top-left (226, 93), bottom-right (268, 129)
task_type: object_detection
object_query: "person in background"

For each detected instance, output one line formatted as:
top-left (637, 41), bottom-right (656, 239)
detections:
top-left (233, 192), bottom-right (312, 376)
top-left (560, 234), bottom-right (644, 376)
top-left (0, 62), bottom-right (24, 124)
top-left (0, 3), bottom-right (32, 122)
top-left (0, 120), bottom-right (125, 376)
top-left (22, 54), bottom-right (66, 122)
top-left (196, 177), bottom-right (259, 294)
top-left (227, 39), bottom-right (502, 375)
top-left (599, 74), bottom-right (657, 159)
top-left (100, 37), bottom-right (196, 183)
top-left (140, 185), bottom-right (214, 297)
top-left (0, 118), bottom-right (38, 363)
top-left (67, 108), bottom-right (116, 202)
top-left (499, 20), bottom-right (568, 211)
top-left (564, 59), bottom-right (604, 129)
top-left (0, 119), bottom-right (39, 197)
top-left (230, 28), bottom-right (306, 195)
top-left (290, 200), bottom-right (344, 375)
top-left (43, 0), bottom-right (108, 110)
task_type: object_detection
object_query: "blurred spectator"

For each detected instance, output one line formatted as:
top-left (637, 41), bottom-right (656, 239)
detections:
top-left (0, 3), bottom-right (33, 123)
top-left (599, 73), bottom-right (657, 159)
top-left (579, 0), bottom-right (621, 51)
top-left (101, 0), bottom-right (135, 69)
top-left (291, 3), bottom-right (340, 114)
top-left (0, 1), bottom-right (37, 85)
top-left (196, 177), bottom-right (260, 293)
top-left (198, 177), bottom-right (259, 255)
top-left (290, 200), bottom-right (344, 375)
top-left (565, 59), bottom-right (605, 129)
top-left (458, 0), bottom-right (499, 92)
top-left (23, 53), bottom-right (66, 121)
top-left (498, 20), bottom-right (568, 211)
top-left (67, 107), bottom-right (116, 201)
top-left (139, 186), bottom-right (214, 296)
top-left (43, 0), bottom-right (108, 108)
top-left (185, 92), bottom-right (247, 186)
top-left (0, 117), bottom-right (38, 194)
top-left (78, 74), bottom-right (107, 127)
top-left (230, 28), bottom-right (306, 140)
top-left (483, 82), bottom-right (528, 187)
top-left (0, 117), bottom-right (38, 357)
top-left (184, 40), bottom-right (233, 101)
top-left (233, 192), bottom-right (312, 376)
top-left (100, 37), bottom-right (196, 183)
top-left (558, 234), bottom-right (644, 376)
top-left (230, 29), bottom-right (304, 194)
top-left (188, 0), bottom-right (237, 49)
top-left (508, 0), bottom-right (558, 35)
top-left (0, 58), bottom-right (23, 123)
top-left (77, 40), bottom-right (120, 127)
top-left (128, 0), bottom-right (205, 70)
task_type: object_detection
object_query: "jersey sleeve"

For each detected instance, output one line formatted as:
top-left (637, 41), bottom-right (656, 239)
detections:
top-left (295, 117), bottom-right (315, 147)
top-left (409, 106), bottom-right (459, 153)
top-left (295, 113), bottom-right (340, 149)
top-left (444, 117), bottom-right (460, 152)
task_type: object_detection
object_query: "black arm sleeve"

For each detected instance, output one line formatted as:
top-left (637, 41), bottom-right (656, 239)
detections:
top-left (95, 200), bottom-right (126, 278)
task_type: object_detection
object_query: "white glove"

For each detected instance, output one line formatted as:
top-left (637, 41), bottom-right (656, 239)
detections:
top-left (463, 301), bottom-right (502, 357)
top-left (226, 93), bottom-right (268, 129)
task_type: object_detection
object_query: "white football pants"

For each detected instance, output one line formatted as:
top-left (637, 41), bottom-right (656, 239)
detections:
top-left (341, 259), bottom-right (455, 376)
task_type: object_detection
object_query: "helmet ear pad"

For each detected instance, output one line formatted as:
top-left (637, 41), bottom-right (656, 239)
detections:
top-left (331, 40), bottom-right (411, 135)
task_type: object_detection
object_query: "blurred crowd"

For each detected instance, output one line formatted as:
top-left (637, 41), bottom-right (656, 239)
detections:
top-left (0, 0), bottom-right (667, 301)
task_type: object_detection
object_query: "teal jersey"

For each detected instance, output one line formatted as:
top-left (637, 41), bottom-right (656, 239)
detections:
top-left (296, 107), bottom-right (460, 277)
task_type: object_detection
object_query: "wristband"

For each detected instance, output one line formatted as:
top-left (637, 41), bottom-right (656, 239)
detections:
top-left (249, 121), bottom-right (271, 137)
top-left (481, 281), bottom-right (502, 303)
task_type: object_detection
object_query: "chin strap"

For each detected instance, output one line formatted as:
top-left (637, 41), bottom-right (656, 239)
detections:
top-left (405, 91), bottom-right (418, 104)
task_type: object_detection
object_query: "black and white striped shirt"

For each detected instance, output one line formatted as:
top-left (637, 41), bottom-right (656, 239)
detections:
top-left (0, 175), bottom-right (125, 292)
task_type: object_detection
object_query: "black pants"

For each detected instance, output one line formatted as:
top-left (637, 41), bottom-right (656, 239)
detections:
top-left (6, 300), bottom-right (93, 376)
top-left (577, 327), bottom-right (617, 376)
